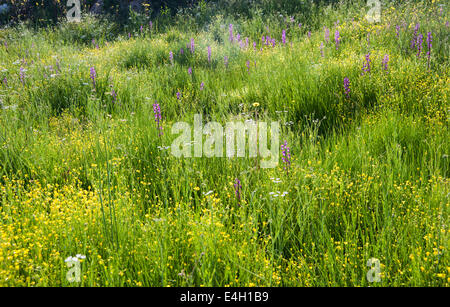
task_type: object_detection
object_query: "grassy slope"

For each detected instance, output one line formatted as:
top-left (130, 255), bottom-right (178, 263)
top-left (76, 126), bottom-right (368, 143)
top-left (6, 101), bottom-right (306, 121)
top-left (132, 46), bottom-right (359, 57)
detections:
top-left (0, 2), bottom-right (448, 286)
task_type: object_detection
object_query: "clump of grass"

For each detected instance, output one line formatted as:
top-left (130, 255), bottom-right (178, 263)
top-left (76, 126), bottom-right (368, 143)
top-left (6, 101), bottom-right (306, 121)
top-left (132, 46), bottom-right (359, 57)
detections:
top-left (0, 0), bottom-right (448, 287)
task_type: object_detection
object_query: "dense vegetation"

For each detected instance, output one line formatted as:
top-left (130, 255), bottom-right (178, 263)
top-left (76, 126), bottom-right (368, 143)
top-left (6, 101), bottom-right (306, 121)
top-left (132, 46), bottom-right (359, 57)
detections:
top-left (0, 0), bottom-right (448, 286)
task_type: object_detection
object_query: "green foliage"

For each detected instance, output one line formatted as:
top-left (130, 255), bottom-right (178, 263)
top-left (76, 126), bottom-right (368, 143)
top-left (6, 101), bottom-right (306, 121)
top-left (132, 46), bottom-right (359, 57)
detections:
top-left (0, 0), bottom-right (448, 287)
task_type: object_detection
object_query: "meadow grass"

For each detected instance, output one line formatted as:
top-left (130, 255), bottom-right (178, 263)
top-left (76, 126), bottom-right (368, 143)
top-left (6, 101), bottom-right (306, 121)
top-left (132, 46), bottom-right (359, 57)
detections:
top-left (0, 1), bottom-right (448, 286)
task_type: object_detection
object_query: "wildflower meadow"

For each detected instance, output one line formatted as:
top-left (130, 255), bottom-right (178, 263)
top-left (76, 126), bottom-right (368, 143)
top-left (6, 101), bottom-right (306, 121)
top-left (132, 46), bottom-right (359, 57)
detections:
top-left (0, 0), bottom-right (448, 287)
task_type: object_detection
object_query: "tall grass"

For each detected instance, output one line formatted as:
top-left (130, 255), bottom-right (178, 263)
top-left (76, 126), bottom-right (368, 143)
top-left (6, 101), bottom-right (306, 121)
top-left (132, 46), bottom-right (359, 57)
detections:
top-left (0, 1), bottom-right (448, 286)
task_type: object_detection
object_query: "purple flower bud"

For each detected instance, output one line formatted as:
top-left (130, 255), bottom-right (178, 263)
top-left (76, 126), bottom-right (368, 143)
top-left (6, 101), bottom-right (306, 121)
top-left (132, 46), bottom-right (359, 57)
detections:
top-left (111, 86), bottom-right (117, 104)
top-left (207, 46), bottom-right (211, 62)
top-left (188, 67), bottom-right (192, 75)
top-left (190, 38), bottom-right (195, 54)
top-left (361, 53), bottom-right (372, 75)
top-left (417, 33), bottom-right (423, 58)
top-left (234, 178), bottom-right (242, 203)
top-left (153, 102), bottom-right (163, 135)
top-left (427, 32), bottom-right (432, 69)
top-left (382, 54), bottom-right (389, 72)
top-left (229, 24), bottom-right (234, 42)
top-left (19, 67), bottom-right (25, 85)
top-left (281, 140), bottom-right (291, 174)
top-left (411, 23), bottom-right (420, 49)
top-left (334, 30), bottom-right (340, 50)
top-left (324, 27), bottom-right (330, 43)
top-left (343, 77), bottom-right (350, 99)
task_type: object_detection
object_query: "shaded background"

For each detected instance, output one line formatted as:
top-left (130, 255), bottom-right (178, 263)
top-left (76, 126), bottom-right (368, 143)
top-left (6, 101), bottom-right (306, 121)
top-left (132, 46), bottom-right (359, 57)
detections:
top-left (1, 0), bottom-right (350, 25)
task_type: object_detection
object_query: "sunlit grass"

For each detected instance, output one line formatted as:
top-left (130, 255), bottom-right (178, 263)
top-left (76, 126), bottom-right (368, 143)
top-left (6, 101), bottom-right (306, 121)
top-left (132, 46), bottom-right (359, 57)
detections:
top-left (0, 1), bottom-right (448, 286)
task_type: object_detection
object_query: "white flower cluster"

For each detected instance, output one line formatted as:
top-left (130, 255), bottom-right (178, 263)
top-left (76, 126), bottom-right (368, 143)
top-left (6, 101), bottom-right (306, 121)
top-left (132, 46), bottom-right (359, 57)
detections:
top-left (270, 177), bottom-right (282, 183)
top-left (269, 191), bottom-right (288, 198)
